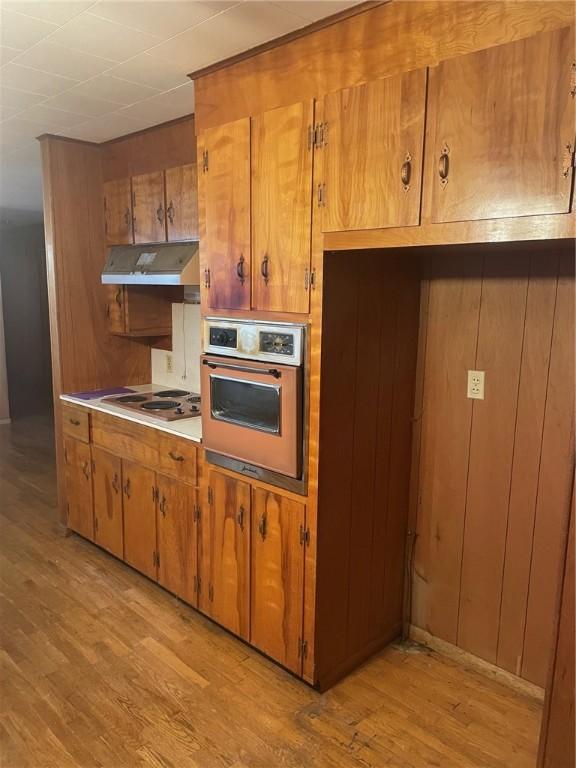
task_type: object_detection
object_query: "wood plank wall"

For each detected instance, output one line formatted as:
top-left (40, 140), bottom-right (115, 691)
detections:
top-left (411, 242), bottom-right (575, 687)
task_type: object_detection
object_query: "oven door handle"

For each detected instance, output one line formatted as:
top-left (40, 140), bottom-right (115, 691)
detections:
top-left (203, 359), bottom-right (282, 379)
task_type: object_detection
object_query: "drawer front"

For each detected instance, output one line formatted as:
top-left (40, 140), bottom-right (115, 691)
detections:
top-left (157, 433), bottom-right (197, 485)
top-left (91, 411), bottom-right (159, 467)
top-left (61, 403), bottom-right (90, 443)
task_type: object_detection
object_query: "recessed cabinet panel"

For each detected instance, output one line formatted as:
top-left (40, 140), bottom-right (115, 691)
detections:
top-left (132, 171), bottom-right (166, 244)
top-left (92, 446), bottom-right (123, 558)
top-left (166, 163), bottom-right (199, 241)
top-left (200, 471), bottom-right (251, 640)
top-left (323, 68), bottom-right (427, 231)
top-left (251, 100), bottom-right (314, 314)
top-left (104, 178), bottom-right (133, 245)
top-left (199, 119), bottom-right (251, 310)
top-left (122, 460), bottom-right (157, 580)
top-left (156, 474), bottom-right (197, 605)
top-left (251, 488), bottom-right (305, 674)
top-left (63, 436), bottom-right (94, 541)
top-left (425, 26), bottom-right (575, 223)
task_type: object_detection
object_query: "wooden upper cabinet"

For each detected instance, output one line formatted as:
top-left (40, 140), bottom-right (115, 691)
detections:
top-left (132, 171), bottom-right (167, 244)
top-left (322, 69), bottom-right (427, 232)
top-left (104, 178), bottom-right (133, 245)
top-left (63, 436), bottom-right (94, 541)
top-left (424, 27), bottom-right (576, 224)
top-left (156, 475), bottom-right (197, 605)
top-left (251, 100), bottom-right (314, 314)
top-left (165, 163), bottom-right (199, 241)
top-left (122, 461), bottom-right (157, 581)
top-left (199, 118), bottom-right (251, 311)
top-left (251, 488), bottom-right (305, 674)
top-left (199, 471), bottom-right (251, 640)
top-left (92, 446), bottom-right (123, 559)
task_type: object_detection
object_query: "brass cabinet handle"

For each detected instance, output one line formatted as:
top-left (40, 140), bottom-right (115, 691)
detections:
top-left (237, 505), bottom-right (245, 531)
top-left (401, 152), bottom-right (412, 191)
top-left (124, 207), bottom-right (131, 226)
top-left (111, 473), bottom-right (119, 493)
top-left (82, 461), bottom-right (90, 480)
top-left (115, 288), bottom-right (123, 307)
top-left (438, 144), bottom-right (450, 186)
top-left (168, 450), bottom-right (184, 462)
top-left (261, 255), bottom-right (269, 286)
top-left (69, 418), bottom-right (81, 426)
top-left (159, 496), bottom-right (167, 516)
top-left (258, 513), bottom-right (267, 541)
top-left (123, 478), bottom-right (131, 498)
top-left (156, 205), bottom-right (164, 223)
top-left (236, 254), bottom-right (245, 285)
top-left (167, 200), bottom-right (175, 224)
top-left (204, 268), bottom-right (210, 289)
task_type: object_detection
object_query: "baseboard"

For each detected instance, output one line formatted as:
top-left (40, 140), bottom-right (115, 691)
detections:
top-left (409, 624), bottom-right (545, 702)
top-left (0, 417), bottom-right (11, 425)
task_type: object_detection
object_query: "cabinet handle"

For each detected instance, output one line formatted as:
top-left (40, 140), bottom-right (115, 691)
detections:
top-left (237, 505), bottom-right (245, 531)
top-left (258, 513), bottom-right (267, 541)
top-left (82, 461), bottom-right (90, 480)
top-left (401, 152), bottom-right (412, 191)
top-left (236, 254), bottom-right (245, 285)
top-left (124, 207), bottom-right (131, 226)
top-left (167, 200), bottom-right (175, 224)
top-left (115, 288), bottom-right (123, 307)
top-left (69, 418), bottom-right (81, 426)
top-left (168, 450), bottom-right (184, 462)
top-left (438, 144), bottom-right (450, 186)
top-left (124, 478), bottom-right (131, 498)
top-left (261, 255), bottom-right (269, 286)
top-left (159, 496), bottom-right (167, 516)
top-left (156, 204), bottom-right (164, 223)
top-left (111, 473), bottom-right (120, 493)
top-left (204, 268), bottom-right (211, 289)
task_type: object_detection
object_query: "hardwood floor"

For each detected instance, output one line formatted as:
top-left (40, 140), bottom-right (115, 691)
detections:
top-left (0, 415), bottom-right (543, 768)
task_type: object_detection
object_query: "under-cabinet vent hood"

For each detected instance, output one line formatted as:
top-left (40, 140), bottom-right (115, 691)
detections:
top-left (101, 242), bottom-right (200, 286)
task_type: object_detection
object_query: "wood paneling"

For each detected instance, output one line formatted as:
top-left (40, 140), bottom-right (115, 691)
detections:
top-left (165, 163), bottom-right (198, 241)
top-left (322, 68), bottom-right (426, 231)
top-left (193, 2), bottom-right (574, 131)
top-left (198, 118), bottom-right (251, 311)
top-left (103, 178), bottom-right (133, 245)
top-left (122, 460), bottom-right (157, 580)
top-left (63, 436), bottom-right (93, 541)
top-left (132, 171), bottom-right (166, 244)
top-left (251, 488), bottom-right (305, 674)
top-left (423, 26), bottom-right (575, 223)
top-left (156, 474), bottom-right (197, 605)
top-left (251, 100), bottom-right (313, 314)
top-left (121, 286), bottom-right (177, 337)
top-left (92, 446), bottom-right (123, 559)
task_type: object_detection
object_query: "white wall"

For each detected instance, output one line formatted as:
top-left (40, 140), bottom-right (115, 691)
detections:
top-left (0, 275), bottom-right (10, 423)
top-left (151, 302), bottom-right (201, 392)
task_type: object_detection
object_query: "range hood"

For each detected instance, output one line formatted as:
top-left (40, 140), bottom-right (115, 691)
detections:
top-left (101, 242), bottom-right (200, 286)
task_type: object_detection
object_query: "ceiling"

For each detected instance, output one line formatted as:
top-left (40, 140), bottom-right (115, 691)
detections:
top-left (0, 0), bottom-right (361, 225)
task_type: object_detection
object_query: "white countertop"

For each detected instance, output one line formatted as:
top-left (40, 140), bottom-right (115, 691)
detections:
top-left (60, 384), bottom-right (202, 444)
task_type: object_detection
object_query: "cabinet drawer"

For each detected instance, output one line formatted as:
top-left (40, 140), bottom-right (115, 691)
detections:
top-left (91, 411), bottom-right (159, 467)
top-left (157, 434), bottom-right (197, 485)
top-left (61, 403), bottom-right (90, 443)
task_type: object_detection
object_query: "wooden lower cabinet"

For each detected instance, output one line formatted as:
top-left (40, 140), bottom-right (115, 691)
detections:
top-left (63, 436), bottom-right (94, 541)
top-left (200, 470), bottom-right (251, 639)
top-left (92, 446), bottom-right (123, 558)
top-left (251, 487), bottom-right (306, 674)
top-left (122, 460), bottom-right (158, 580)
top-left (156, 474), bottom-right (197, 605)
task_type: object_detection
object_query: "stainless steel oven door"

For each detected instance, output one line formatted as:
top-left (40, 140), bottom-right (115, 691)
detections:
top-left (201, 355), bottom-right (302, 477)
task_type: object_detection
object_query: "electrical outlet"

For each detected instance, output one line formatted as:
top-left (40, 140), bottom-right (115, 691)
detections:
top-left (467, 370), bottom-right (485, 400)
top-left (165, 353), bottom-right (173, 374)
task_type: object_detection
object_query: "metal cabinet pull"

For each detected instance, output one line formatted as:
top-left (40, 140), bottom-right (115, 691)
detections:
top-left (82, 461), bottom-right (90, 480)
top-left (156, 205), bottom-right (164, 223)
top-left (167, 200), bottom-right (175, 224)
top-left (168, 450), bottom-right (184, 462)
top-left (159, 496), bottom-right (167, 516)
top-left (258, 513), bottom-right (267, 541)
top-left (438, 144), bottom-right (450, 186)
top-left (124, 207), bottom-right (131, 226)
top-left (236, 254), bottom-right (245, 285)
top-left (237, 505), bottom-right (245, 531)
top-left (69, 418), bottom-right (81, 426)
top-left (115, 288), bottom-right (123, 307)
top-left (401, 152), bottom-right (412, 191)
top-left (261, 255), bottom-right (269, 285)
top-left (111, 473), bottom-right (119, 493)
top-left (204, 268), bottom-right (210, 289)
top-left (124, 478), bottom-right (131, 498)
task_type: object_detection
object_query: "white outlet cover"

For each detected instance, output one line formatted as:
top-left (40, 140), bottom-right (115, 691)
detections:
top-left (467, 370), bottom-right (485, 400)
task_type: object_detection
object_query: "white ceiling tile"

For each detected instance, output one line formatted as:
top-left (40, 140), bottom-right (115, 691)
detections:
top-left (271, 1), bottom-right (360, 22)
top-left (19, 103), bottom-right (90, 128)
top-left (43, 89), bottom-right (119, 117)
top-left (88, 1), bottom-right (237, 39)
top-left (69, 74), bottom-right (160, 105)
top-left (0, 63), bottom-right (79, 97)
top-left (15, 41), bottom-right (116, 79)
top-left (0, 45), bottom-right (23, 66)
top-left (0, 8), bottom-right (58, 50)
top-left (48, 12), bottom-right (163, 62)
top-left (109, 52), bottom-right (190, 90)
top-left (119, 81), bottom-right (194, 122)
top-left (1, 2), bottom-right (94, 26)
top-left (60, 112), bottom-right (146, 142)
top-left (0, 85), bottom-right (45, 109)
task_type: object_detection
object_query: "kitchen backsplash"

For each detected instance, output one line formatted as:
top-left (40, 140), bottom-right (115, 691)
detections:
top-left (151, 302), bottom-right (201, 392)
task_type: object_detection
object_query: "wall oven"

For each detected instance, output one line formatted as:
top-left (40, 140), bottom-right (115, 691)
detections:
top-left (201, 318), bottom-right (306, 493)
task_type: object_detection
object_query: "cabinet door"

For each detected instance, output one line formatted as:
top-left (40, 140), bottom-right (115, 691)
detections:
top-left (132, 171), bottom-right (166, 244)
top-left (63, 436), bottom-right (94, 541)
top-left (425, 27), bottom-right (575, 223)
top-left (106, 285), bottom-right (126, 334)
top-left (251, 488), bottom-right (305, 673)
top-left (156, 474), bottom-right (197, 605)
top-left (104, 178), bottom-right (133, 245)
top-left (166, 164), bottom-right (198, 241)
top-left (200, 471), bottom-right (250, 640)
top-left (199, 119), bottom-right (251, 310)
top-left (122, 460), bottom-right (157, 580)
top-left (323, 69), bottom-right (426, 231)
top-left (251, 100), bottom-right (313, 314)
top-left (92, 446), bottom-right (123, 558)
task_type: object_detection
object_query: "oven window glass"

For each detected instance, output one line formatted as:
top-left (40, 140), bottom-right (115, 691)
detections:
top-left (210, 376), bottom-right (280, 434)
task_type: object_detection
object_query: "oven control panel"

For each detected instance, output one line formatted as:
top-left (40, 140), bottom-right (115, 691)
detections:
top-left (209, 327), bottom-right (237, 349)
top-left (259, 332), bottom-right (294, 357)
top-left (204, 318), bottom-right (305, 366)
